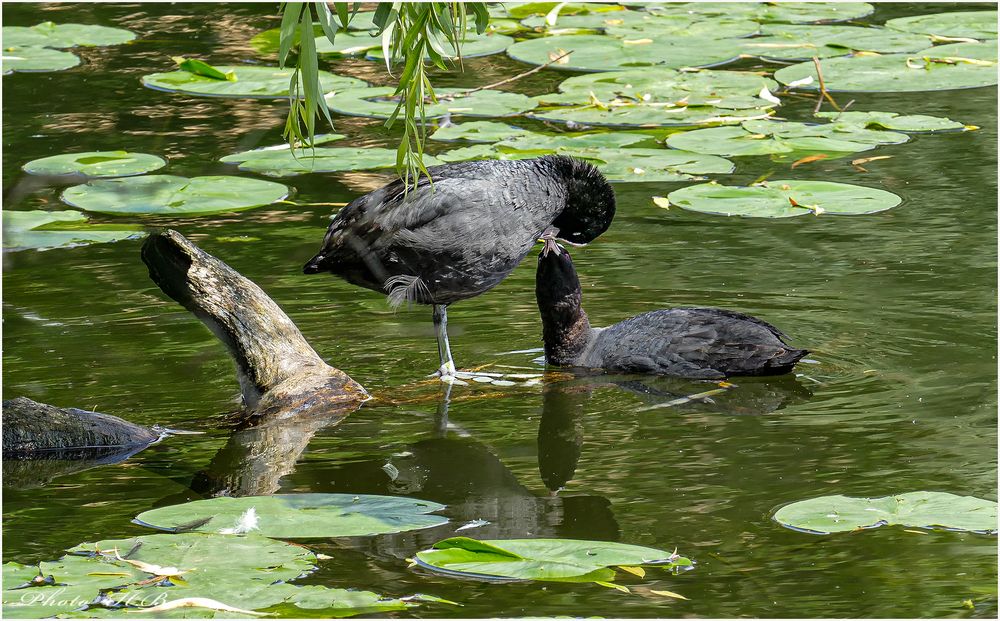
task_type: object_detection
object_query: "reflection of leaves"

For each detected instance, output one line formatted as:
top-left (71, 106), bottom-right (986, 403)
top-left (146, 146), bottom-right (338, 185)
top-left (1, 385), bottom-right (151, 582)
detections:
top-left (773, 491), bottom-right (998, 534)
top-left (3, 210), bottom-right (145, 251)
top-left (665, 180), bottom-right (902, 218)
top-left (134, 493), bottom-right (447, 538)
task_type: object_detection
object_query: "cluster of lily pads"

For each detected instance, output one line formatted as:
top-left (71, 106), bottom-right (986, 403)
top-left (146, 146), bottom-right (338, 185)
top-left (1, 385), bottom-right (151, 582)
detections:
top-left (2, 21), bottom-right (135, 74)
top-left (2, 493), bottom-right (695, 617)
top-left (5, 151), bottom-right (291, 251)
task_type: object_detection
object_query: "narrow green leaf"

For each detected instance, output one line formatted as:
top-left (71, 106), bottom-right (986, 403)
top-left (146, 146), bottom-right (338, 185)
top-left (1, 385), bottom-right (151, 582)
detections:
top-left (278, 2), bottom-right (304, 67)
top-left (316, 1), bottom-right (339, 46)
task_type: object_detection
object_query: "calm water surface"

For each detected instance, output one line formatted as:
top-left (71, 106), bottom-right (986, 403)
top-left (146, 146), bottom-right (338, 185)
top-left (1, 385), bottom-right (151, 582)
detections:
top-left (2, 3), bottom-right (997, 618)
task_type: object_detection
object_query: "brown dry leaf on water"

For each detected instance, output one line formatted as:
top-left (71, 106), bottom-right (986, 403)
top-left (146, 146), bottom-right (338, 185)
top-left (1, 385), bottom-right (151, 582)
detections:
top-left (651, 589), bottom-right (690, 600)
top-left (790, 154), bottom-right (828, 169)
top-left (618, 565), bottom-right (646, 578)
top-left (851, 154), bottom-right (893, 172)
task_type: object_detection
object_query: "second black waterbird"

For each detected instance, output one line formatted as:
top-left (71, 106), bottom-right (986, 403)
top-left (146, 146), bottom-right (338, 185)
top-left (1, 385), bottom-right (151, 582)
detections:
top-left (535, 236), bottom-right (808, 379)
top-left (303, 156), bottom-right (616, 380)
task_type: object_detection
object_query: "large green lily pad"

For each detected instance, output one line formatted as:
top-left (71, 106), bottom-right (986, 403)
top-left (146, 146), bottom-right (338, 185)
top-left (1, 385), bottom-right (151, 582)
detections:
top-left (774, 42), bottom-right (998, 92)
top-left (530, 104), bottom-right (772, 129)
top-left (547, 68), bottom-right (779, 109)
top-left (221, 146), bottom-right (444, 177)
top-left (813, 110), bottom-right (968, 132)
top-left (773, 491), bottom-right (998, 534)
top-left (666, 119), bottom-right (907, 158)
top-left (521, 9), bottom-right (759, 40)
top-left (654, 2), bottom-right (874, 24)
top-left (2, 46), bottom-right (80, 74)
top-left (502, 3), bottom-right (624, 19)
top-left (2, 555), bottom-right (140, 618)
top-left (134, 494), bottom-right (447, 538)
top-left (886, 10), bottom-right (998, 41)
top-left (738, 24), bottom-right (931, 60)
top-left (664, 180), bottom-right (902, 217)
top-left (3, 210), bottom-right (145, 251)
top-left (430, 121), bottom-right (536, 143)
top-left (326, 86), bottom-right (536, 119)
top-left (367, 32), bottom-right (515, 61)
top-left (506, 34), bottom-right (742, 72)
top-left (415, 537), bottom-right (692, 583)
top-left (142, 65), bottom-right (366, 98)
top-left (1, 21), bottom-right (135, 48)
top-left (22, 151), bottom-right (166, 178)
top-left (61, 175), bottom-right (289, 216)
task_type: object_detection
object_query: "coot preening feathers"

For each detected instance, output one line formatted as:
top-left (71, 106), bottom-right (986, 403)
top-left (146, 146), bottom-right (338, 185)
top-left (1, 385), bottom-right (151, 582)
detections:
top-left (304, 155), bottom-right (615, 378)
top-left (535, 236), bottom-right (808, 379)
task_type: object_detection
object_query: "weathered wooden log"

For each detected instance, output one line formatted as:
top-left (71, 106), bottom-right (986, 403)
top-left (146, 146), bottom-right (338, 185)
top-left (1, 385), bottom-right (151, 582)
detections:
top-left (140, 229), bottom-right (368, 417)
top-left (2, 396), bottom-right (159, 455)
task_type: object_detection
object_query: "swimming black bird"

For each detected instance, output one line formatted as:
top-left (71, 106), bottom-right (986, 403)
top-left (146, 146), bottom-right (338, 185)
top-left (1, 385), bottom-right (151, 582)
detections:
top-left (535, 236), bottom-right (808, 379)
top-left (303, 156), bottom-right (615, 380)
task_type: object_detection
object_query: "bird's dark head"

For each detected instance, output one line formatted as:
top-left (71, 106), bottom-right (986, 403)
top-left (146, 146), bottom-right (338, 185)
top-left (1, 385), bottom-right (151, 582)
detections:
top-left (303, 252), bottom-right (326, 274)
top-left (536, 236), bottom-right (581, 312)
top-left (544, 155), bottom-right (616, 245)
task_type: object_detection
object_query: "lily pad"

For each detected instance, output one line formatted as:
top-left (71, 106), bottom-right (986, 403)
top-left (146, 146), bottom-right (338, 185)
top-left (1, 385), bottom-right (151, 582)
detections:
top-left (315, 32), bottom-right (381, 56)
top-left (813, 110), bottom-right (968, 132)
top-left (430, 121), bottom-right (535, 143)
top-left (503, 3), bottom-right (624, 19)
top-left (2, 555), bottom-right (140, 618)
top-left (61, 175), bottom-right (289, 216)
top-left (326, 86), bottom-right (536, 119)
top-left (366, 32), bottom-right (515, 61)
top-left (1, 21), bottom-right (135, 48)
top-left (664, 179), bottom-right (902, 217)
top-left (221, 146), bottom-right (443, 177)
top-left (655, 2), bottom-right (874, 24)
top-left (530, 104), bottom-right (772, 129)
top-left (666, 119), bottom-right (907, 158)
top-left (738, 25), bottom-right (931, 60)
top-left (22, 151), bottom-right (166, 178)
top-left (886, 10), bottom-right (998, 41)
top-left (415, 537), bottom-right (692, 583)
top-left (547, 68), bottom-right (779, 109)
top-left (2, 45), bottom-right (80, 74)
top-left (521, 9), bottom-right (759, 40)
top-left (142, 65), bottom-right (366, 99)
top-left (774, 42), bottom-right (998, 92)
top-left (506, 34), bottom-right (742, 72)
top-left (3, 210), bottom-right (145, 251)
top-left (134, 493), bottom-right (447, 538)
top-left (773, 491), bottom-right (998, 534)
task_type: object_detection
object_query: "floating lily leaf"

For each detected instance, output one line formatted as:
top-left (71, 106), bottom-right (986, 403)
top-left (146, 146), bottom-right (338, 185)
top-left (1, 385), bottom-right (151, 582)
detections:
top-left (415, 537), bottom-right (691, 583)
top-left (142, 65), bottom-right (366, 98)
top-left (665, 180), bottom-right (902, 217)
top-left (666, 119), bottom-right (907, 158)
top-left (2, 45), bottom-right (79, 74)
top-left (22, 151), bottom-right (166, 178)
top-left (521, 9), bottom-right (758, 40)
top-left (546, 68), bottom-right (778, 110)
top-left (737, 24), bottom-right (931, 60)
top-left (3, 210), bottom-right (145, 251)
top-left (326, 86), bottom-right (535, 119)
top-left (61, 175), bottom-right (289, 216)
top-left (134, 494), bottom-right (447, 538)
top-left (221, 146), bottom-right (443, 177)
top-left (886, 10), bottom-right (998, 41)
top-left (172, 56), bottom-right (235, 81)
top-left (503, 3), bottom-right (624, 19)
top-left (430, 121), bottom-right (535, 143)
top-left (655, 2), bottom-right (874, 24)
top-left (315, 32), bottom-right (381, 55)
top-left (814, 110), bottom-right (967, 132)
top-left (1, 21), bottom-right (135, 48)
top-left (506, 34), bottom-right (742, 72)
top-left (774, 42), bottom-right (998, 92)
top-left (530, 104), bottom-right (771, 129)
top-left (367, 32), bottom-right (515, 61)
top-left (773, 491), bottom-right (998, 534)
top-left (2, 556), bottom-right (141, 618)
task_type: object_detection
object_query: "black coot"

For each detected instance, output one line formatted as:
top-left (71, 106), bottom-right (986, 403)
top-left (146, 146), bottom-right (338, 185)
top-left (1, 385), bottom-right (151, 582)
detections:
top-left (304, 156), bottom-right (615, 379)
top-left (535, 237), bottom-right (808, 379)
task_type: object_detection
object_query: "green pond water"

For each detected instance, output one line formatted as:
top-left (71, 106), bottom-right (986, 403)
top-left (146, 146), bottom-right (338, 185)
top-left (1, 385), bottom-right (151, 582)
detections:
top-left (2, 2), bottom-right (997, 618)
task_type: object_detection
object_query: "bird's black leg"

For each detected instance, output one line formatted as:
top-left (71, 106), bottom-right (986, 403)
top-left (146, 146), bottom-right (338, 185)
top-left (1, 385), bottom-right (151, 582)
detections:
top-left (432, 304), bottom-right (457, 381)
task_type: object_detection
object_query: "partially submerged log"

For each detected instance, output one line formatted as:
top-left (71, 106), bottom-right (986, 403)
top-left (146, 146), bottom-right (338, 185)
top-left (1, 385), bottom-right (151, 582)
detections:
top-left (2, 397), bottom-right (159, 455)
top-left (140, 229), bottom-right (368, 418)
